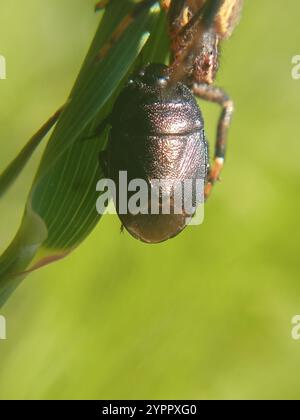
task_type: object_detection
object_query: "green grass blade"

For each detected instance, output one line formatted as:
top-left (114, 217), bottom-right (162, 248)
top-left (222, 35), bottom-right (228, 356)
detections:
top-left (0, 107), bottom-right (62, 199)
top-left (0, 1), bottom-right (164, 307)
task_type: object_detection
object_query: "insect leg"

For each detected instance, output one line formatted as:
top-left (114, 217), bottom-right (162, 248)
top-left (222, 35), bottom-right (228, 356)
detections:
top-left (95, 0), bottom-right (110, 11)
top-left (96, 0), bottom-right (172, 12)
top-left (160, 0), bottom-right (172, 10)
top-left (167, 0), bottom-right (224, 84)
top-left (192, 82), bottom-right (234, 200)
top-left (96, 0), bottom-right (158, 61)
top-left (167, 0), bottom-right (189, 35)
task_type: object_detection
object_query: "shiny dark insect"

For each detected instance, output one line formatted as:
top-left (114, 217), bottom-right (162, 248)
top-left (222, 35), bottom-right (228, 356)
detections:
top-left (97, 0), bottom-right (244, 243)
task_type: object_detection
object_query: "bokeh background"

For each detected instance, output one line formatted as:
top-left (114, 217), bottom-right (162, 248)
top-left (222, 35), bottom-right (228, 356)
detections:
top-left (0, 0), bottom-right (300, 400)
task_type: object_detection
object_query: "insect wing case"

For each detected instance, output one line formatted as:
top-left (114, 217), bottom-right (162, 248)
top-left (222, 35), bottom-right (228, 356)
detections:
top-left (109, 64), bottom-right (208, 243)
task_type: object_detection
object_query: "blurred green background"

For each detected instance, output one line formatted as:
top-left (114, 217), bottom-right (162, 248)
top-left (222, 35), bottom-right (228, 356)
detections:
top-left (0, 0), bottom-right (300, 400)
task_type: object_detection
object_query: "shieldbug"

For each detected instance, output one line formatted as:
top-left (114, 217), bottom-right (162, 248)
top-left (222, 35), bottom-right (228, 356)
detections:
top-left (96, 0), bottom-right (243, 243)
